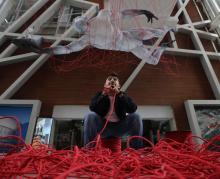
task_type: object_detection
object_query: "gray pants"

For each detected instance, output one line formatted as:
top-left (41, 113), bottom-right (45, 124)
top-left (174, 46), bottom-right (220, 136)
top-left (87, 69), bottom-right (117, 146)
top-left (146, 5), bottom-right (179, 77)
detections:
top-left (83, 112), bottom-right (143, 149)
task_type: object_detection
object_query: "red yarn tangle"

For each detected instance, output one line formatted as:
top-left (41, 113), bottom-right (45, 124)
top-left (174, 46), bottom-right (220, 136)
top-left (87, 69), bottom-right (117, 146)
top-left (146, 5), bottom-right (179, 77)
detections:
top-left (0, 114), bottom-right (220, 178)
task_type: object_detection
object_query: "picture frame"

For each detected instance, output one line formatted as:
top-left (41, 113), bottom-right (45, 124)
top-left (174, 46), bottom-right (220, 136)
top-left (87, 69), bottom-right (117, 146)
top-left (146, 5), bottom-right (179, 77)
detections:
top-left (0, 99), bottom-right (41, 144)
top-left (185, 100), bottom-right (220, 141)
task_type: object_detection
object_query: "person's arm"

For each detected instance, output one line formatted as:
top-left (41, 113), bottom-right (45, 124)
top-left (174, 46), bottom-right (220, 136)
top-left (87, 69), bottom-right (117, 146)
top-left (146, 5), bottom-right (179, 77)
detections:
top-left (43, 35), bottom-right (89, 55)
top-left (118, 92), bottom-right (137, 113)
top-left (89, 92), bottom-right (109, 114)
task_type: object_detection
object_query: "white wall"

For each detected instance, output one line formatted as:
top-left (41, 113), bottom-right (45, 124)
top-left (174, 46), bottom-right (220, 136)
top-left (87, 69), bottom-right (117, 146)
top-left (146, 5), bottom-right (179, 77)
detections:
top-left (52, 105), bottom-right (177, 130)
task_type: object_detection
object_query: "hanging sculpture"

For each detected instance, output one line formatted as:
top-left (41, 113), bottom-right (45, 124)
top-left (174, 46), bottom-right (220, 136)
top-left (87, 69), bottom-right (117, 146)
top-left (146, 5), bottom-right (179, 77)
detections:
top-left (12, 3), bottom-right (177, 65)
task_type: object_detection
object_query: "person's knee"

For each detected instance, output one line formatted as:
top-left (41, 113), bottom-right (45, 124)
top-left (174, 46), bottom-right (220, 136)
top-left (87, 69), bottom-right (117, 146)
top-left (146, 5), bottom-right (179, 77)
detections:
top-left (84, 112), bottom-right (100, 127)
top-left (132, 113), bottom-right (141, 119)
top-left (85, 112), bottom-right (98, 119)
top-left (128, 113), bottom-right (143, 134)
top-left (129, 113), bottom-right (142, 123)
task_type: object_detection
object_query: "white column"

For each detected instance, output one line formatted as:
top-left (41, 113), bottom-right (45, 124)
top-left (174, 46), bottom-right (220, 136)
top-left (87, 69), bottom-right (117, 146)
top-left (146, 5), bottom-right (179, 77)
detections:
top-left (0, 0), bottom-right (49, 46)
top-left (0, 5), bottom-right (99, 99)
top-left (177, 0), bottom-right (220, 99)
top-left (210, 13), bottom-right (220, 30)
top-left (0, 0), bottom-right (62, 59)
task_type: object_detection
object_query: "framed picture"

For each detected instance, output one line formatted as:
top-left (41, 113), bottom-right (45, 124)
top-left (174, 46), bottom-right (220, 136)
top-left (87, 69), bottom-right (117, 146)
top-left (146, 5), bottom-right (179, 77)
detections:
top-left (185, 100), bottom-right (220, 141)
top-left (0, 100), bottom-right (41, 144)
top-left (33, 117), bottom-right (53, 145)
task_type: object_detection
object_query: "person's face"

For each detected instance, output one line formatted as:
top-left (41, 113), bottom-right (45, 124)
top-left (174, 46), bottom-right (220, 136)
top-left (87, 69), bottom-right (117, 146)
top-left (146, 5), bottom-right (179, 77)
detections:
top-left (104, 76), bottom-right (120, 90)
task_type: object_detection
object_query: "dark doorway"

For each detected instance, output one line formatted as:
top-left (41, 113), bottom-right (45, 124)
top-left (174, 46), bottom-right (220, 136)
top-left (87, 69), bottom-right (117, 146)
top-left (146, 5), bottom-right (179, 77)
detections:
top-left (53, 120), bottom-right (83, 150)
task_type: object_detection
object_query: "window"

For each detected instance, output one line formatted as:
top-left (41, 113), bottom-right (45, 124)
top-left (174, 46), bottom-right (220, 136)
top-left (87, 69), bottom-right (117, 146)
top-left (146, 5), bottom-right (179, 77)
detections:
top-left (203, 0), bottom-right (220, 34)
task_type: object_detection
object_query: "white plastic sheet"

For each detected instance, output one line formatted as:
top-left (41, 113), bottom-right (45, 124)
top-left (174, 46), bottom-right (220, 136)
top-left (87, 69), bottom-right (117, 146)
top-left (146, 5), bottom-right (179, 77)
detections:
top-left (52, 8), bottom-right (176, 65)
top-left (12, 0), bottom-right (178, 65)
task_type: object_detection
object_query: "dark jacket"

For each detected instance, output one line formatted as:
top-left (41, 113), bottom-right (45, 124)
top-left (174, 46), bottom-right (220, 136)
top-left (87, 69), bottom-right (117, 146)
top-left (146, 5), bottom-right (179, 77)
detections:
top-left (89, 91), bottom-right (137, 121)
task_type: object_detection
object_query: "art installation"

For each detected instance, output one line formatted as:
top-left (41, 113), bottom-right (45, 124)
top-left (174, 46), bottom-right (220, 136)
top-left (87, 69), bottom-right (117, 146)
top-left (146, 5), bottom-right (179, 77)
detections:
top-left (12, 6), bottom-right (177, 65)
top-left (1, 0), bottom-right (220, 178)
top-left (1, 116), bottom-right (220, 178)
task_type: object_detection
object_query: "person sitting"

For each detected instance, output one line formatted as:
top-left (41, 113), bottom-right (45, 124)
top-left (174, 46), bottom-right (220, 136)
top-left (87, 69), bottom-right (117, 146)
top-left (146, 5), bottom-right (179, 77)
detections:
top-left (83, 72), bottom-right (143, 149)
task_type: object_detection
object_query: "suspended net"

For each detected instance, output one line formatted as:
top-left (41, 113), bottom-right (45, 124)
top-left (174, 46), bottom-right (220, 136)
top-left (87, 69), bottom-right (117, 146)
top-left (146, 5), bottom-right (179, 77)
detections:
top-left (49, 48), bottom-right (138, 73)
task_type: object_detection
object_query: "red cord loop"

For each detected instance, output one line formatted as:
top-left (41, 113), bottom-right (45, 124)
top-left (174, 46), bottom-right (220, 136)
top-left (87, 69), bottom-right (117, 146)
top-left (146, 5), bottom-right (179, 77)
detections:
top-left (1, 116), bottom-right (220, 178)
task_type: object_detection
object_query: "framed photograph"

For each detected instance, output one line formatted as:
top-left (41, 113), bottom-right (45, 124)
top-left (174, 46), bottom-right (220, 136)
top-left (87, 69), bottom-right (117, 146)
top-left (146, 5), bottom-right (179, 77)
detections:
top-left (185, 100), bottom-right (220, 141)
top-left (0, 100), bottom-right (41, 144)
top-left (33, 117), bottom-right (53, 145)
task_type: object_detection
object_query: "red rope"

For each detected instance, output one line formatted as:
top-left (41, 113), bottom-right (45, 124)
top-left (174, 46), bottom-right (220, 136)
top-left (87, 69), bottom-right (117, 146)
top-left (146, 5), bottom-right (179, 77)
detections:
top-left (0, 116), bottom-right (22, 137)
top-left (0, 132), bottom-right (220, 178)
top-left (101, 137), bottom-right (121, 152)
top-left (1, 118), bottom-right (220, 178)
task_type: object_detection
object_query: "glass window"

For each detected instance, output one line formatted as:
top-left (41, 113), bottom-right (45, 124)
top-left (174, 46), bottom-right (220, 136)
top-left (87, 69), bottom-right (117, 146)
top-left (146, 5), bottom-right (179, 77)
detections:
top-left (53, 120), bottom-right (83, 150)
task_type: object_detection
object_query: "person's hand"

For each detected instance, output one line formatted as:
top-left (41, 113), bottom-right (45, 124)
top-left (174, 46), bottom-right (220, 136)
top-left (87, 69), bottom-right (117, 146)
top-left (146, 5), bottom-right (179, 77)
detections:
top-left (102, 87), bottom-right (111, 95)
top-left (109, 82), bottom-right (120, 95)
top-left (102, 86), bottom-right (118, 96)
top-left (143, 10), bottom-right (158, 23)
top-left (103, 83), bottom-right (119, 95)
top-left (112, 85), bottom-right (120, 94)
top-left (102, 81), bottom-right (111, 95)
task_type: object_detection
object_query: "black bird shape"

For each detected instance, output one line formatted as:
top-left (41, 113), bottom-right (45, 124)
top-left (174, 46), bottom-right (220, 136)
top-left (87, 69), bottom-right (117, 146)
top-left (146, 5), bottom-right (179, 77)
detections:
top-left (121, 9), bottom-right (158, 23)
